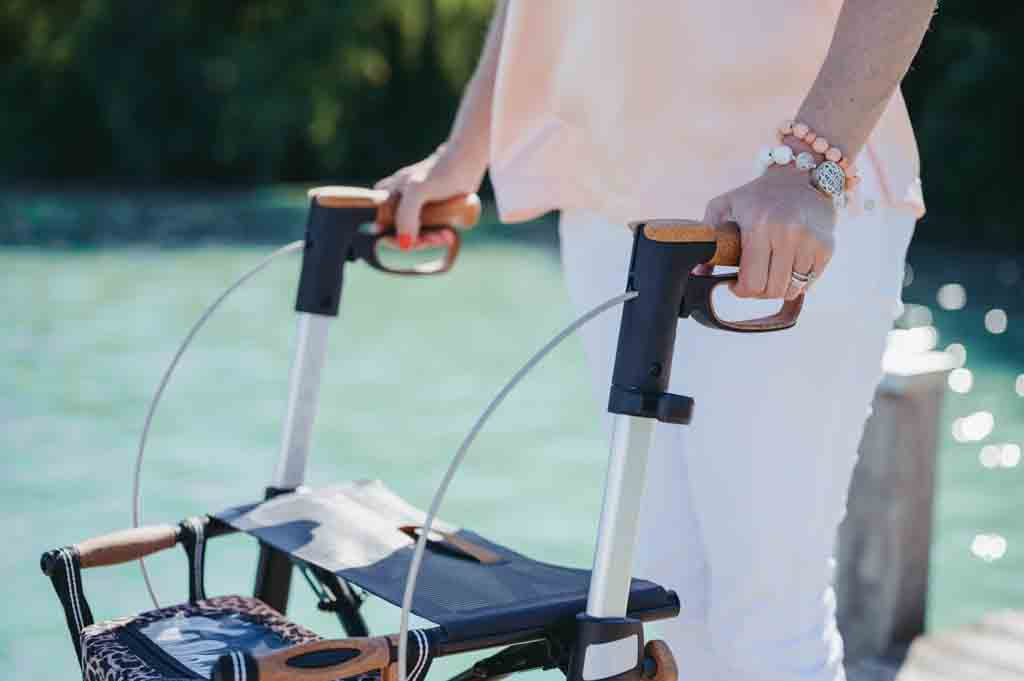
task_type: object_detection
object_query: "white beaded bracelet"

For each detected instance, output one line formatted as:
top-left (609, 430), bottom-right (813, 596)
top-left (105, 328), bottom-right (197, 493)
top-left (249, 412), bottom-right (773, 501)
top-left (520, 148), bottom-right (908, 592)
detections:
top-left (756, 144), bottom-right (818, 173)
top-left (757, 143), bottom-right (850, 208)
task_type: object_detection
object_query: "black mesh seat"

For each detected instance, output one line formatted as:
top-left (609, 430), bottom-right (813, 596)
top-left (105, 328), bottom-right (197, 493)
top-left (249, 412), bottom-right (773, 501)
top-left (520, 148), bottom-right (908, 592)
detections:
top-left (215, 481), bottom-right (677, 643)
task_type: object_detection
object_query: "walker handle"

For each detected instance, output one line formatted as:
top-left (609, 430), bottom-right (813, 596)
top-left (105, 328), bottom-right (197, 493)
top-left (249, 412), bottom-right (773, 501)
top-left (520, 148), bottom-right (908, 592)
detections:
top-left (635, 219), bottom-right (804, 332)
top-left (309, 186), bottom-right (481, 230)
top-left (212, 636), bottom-right (391, 681)
top-left (636, 219), bottom-right (741, 266)
top-left (70, 524), bottom-right (180, 569)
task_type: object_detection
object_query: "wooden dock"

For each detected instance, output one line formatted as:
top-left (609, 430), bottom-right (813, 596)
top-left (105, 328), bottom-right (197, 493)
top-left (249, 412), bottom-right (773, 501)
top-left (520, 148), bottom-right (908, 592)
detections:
top-left (845, 611), bottom-right (1024, 680)
top-left (837, 338), bottom-right (1024, 679)
top-left (895, 611), bottom-right (1024, 680)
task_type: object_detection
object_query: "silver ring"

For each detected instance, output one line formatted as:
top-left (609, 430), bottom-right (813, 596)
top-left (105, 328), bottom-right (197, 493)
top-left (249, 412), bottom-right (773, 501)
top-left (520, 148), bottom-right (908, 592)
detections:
top-left (790, 270), bottom-right (811, 284)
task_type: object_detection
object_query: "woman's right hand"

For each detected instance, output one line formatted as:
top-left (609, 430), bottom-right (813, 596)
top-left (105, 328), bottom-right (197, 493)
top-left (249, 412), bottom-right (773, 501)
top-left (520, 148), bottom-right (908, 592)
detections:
top-left (375, 142), bottom-right (487, 248)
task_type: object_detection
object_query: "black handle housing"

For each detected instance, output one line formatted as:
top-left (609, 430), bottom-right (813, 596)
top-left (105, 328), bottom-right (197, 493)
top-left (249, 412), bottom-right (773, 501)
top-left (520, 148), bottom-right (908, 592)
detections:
top-left (295, 200), bottom-right (376, 316)
top-left (607, 227), bottom-right (716, 424)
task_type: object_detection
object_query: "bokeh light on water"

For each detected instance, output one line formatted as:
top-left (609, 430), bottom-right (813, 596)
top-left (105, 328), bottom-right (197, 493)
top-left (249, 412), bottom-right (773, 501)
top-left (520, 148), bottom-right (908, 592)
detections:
top-left (899, 303), bottom-right (933, 328)
top-left (984, 308), bottom-right (1008, 334)
top-left (903, 248), bottom-right (1024, 629)
top-left (979, 443), bottom-right (1021, 469)
top-left (944, 342), bottom-right (967, 368)
top-left (948, 368), bottom-right (973, 394)
top-left (952, 411), bottom-right (995, 443)
top-left (936, 283), bottom-right (967, 310)
top-left (971, 533), bottom-right (1008, 562)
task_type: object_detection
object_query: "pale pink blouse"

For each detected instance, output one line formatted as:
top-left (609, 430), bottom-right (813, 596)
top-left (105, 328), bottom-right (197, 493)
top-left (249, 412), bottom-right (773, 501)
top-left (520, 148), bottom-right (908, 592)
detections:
top-left (488, 0), bottom-right (925, 225)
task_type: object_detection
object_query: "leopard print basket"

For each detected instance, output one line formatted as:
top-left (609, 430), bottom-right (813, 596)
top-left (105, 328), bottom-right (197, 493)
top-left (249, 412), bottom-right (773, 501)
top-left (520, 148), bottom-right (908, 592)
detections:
top-left (79, 595), bottom-right (327, 681)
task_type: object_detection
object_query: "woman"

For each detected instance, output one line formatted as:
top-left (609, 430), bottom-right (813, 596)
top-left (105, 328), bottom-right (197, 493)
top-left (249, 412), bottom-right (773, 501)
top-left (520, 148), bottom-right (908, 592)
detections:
top-left (377, 2), bottom-right (935, 679)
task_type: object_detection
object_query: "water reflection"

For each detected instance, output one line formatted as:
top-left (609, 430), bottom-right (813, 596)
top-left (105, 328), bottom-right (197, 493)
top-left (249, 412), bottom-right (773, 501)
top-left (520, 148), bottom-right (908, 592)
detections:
top-left (945, 343), bottom-right (967, 368)
top-left (971, 533), bottom-right (1008, 562)
top-left (984, 309), bottom-right (1008, 334)
top-left (937, 283), bottom-right (967, 311)
top-left (952, 411), bottom-right (995, 443)
top-left (979, 443), bottom-right (1021, 469)
top-left (948, 368), bottom-right (973, 394)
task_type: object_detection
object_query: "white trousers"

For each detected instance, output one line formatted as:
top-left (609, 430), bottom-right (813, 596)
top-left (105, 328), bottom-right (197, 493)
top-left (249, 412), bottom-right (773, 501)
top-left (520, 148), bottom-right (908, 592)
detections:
top-left (559, 177), bottom-right (916, 681)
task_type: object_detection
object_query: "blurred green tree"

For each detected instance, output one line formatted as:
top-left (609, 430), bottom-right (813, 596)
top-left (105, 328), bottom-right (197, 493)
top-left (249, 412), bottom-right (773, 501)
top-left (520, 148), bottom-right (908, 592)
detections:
top-left (0, 0), bottom-right (491, 183)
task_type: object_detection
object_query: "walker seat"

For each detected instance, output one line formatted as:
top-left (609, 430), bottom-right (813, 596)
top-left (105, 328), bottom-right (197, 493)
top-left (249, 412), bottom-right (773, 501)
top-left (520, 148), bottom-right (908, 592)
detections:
top-left (215, 480), bottom-right (676, 644)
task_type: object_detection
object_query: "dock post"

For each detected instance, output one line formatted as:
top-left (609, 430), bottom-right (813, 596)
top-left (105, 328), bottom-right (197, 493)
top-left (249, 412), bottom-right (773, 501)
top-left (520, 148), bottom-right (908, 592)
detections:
top-left (836, 335), bottom-right (954, 670)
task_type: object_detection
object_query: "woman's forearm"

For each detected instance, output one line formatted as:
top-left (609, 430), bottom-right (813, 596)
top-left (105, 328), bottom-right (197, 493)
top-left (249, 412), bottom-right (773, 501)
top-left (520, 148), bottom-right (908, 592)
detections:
top-left (795, 0), bottom-right (937, 160)
top-left (443, 0), bottom-right (508, 169)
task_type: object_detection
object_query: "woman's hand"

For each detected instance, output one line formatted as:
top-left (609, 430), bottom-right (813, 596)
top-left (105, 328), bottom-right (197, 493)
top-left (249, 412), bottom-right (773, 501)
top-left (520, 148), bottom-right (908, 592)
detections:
top-left (375, 141), bottom-right (487, 248)
top-left (703, 164), bottom-right (836, 301)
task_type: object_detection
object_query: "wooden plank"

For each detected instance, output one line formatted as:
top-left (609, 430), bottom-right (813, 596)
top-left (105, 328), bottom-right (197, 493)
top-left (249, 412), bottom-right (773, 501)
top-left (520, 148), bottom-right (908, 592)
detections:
top-left (896, 612), bottom-right (1024, 681)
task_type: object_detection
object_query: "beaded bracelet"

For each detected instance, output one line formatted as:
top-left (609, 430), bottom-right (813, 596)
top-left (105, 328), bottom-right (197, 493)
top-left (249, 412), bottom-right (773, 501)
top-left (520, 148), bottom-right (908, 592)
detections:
top-left (778, 120), bottom-right (861, 189)
top-left (757, 142), bottom-right (858, 208)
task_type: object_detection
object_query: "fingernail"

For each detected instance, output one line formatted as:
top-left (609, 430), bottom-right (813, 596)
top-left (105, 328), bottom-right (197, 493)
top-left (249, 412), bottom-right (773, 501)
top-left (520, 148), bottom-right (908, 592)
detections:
top-left (398, 234), bottom-right (413, 250)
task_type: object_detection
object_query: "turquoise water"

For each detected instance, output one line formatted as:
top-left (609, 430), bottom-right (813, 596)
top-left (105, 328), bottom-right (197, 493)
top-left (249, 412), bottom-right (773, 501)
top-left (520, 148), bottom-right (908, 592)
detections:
top-left (2, 232), bottom-right (1021, 679)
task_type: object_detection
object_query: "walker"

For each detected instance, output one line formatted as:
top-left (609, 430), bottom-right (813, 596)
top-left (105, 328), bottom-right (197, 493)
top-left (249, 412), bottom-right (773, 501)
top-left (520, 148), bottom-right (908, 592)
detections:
top-left (40, 186), bottom-right (802, 681)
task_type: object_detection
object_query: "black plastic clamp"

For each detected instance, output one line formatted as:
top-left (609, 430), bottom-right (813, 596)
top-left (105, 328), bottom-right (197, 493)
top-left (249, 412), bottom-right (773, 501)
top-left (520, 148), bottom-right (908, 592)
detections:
top-left (294, 198), bottom-right (376, 316)
top-left (607, 226), bottom-right (717, 424)
top-left (566, 614), bottom-right (645, 681)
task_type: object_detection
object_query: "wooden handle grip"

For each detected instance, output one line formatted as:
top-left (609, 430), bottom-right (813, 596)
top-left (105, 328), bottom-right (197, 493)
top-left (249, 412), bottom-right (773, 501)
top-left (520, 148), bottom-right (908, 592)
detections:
top-left (75, 524), bottom-right (180, 569)
top-left (637, 219), bottom-right (741, 267)
top-left (213, 637), bottom-right (391, 681)
top-left (308, 185), bottom-right (481, 230)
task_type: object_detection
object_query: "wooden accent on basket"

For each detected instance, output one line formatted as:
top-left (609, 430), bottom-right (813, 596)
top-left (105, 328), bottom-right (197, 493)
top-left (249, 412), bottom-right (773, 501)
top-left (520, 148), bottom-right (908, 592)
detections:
top-left (308, 186), bottom-right (481, 230)
top-left (75, 525), bottom-right (180, 569)
top-left (644, 640), bottom-right (678, 681)
top-left (636, 219), bottom-right (742, 267)
top-left (251, 636), bottom-right (391, 681)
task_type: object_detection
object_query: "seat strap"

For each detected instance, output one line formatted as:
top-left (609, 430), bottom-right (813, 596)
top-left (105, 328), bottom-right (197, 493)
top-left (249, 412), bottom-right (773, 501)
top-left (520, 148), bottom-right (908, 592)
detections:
top-left (398, 526), bottom-right (502, 565)
top-left (40, 546), bottom-right (95, 667)
top-left (179, 516), bottom-right (209, 603)
top-left (386, 629), bottom-right (441, 681)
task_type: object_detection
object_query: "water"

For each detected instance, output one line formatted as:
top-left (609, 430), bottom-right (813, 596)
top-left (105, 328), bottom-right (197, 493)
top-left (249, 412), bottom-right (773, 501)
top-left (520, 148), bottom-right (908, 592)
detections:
top-left (1, 233), bottom-right (1021, 679)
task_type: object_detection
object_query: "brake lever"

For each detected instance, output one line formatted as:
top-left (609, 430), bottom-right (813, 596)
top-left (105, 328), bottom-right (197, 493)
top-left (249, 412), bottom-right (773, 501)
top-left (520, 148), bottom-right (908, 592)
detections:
top-left (681, 271), bottom-right (804, 333)
top-left (348, 224), bottom-right (461, 275)
top-left (637, 219), bottom-right (804, 333)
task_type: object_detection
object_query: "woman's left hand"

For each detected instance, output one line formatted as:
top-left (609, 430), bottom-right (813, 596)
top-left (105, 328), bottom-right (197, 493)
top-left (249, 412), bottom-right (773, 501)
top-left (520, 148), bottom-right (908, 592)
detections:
top-left (703, 164), bottom-right (836, 301)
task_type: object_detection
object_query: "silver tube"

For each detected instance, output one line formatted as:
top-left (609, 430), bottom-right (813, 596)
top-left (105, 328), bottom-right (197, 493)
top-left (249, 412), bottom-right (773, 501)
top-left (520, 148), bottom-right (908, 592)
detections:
top-left (585, 414), bottom-right (656, 618)
top-left (272, 312), bottom-right (332, 488)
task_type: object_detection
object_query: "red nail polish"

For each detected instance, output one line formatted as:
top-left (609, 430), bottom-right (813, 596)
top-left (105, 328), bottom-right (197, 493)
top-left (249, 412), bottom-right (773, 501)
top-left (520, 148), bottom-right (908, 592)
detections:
top-left (398, 234), bottom-right (413, 250)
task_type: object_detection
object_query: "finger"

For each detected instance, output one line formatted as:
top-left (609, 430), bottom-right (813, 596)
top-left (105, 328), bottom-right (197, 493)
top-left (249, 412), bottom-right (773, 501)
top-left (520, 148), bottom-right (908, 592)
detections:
top-left (763, 231), bottom-right (798, 299)
top-left (702, 195), bottom-right (731, 227)
top-left (785, 244), bottom-right (816, 300)
top-left (732, 230), bottom-right (770, 298)
top-left (395, 183), bottom-right (428, 248)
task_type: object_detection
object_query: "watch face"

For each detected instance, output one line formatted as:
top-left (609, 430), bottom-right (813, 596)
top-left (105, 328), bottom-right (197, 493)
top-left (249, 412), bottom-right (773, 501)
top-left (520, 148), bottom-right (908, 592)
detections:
top-left (812, 161), bottom-right (846, 197)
